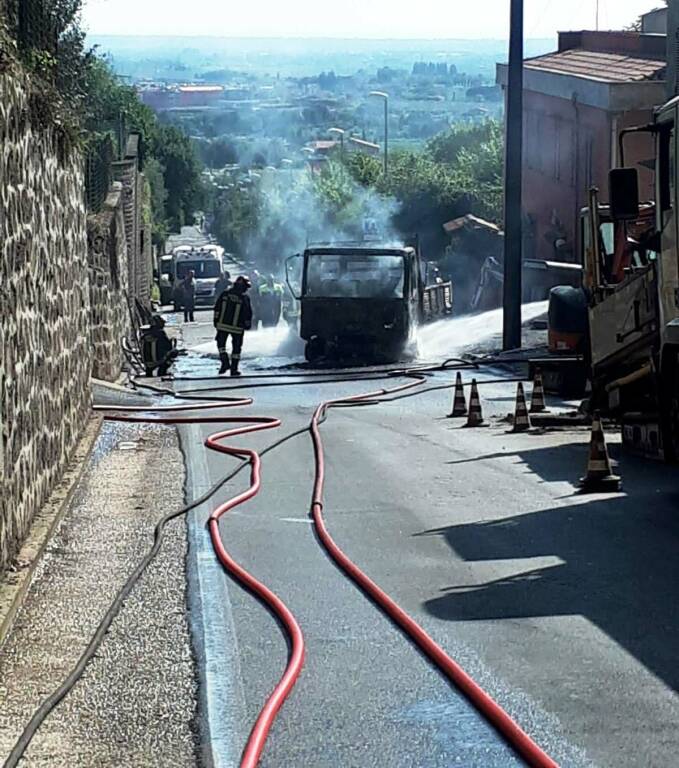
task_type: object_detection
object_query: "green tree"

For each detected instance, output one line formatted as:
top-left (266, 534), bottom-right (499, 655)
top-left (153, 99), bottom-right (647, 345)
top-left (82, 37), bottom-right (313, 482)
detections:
top-left (212, 184), bottom-right (260, 254)
top-left (427, 121), bottom-right (500, 166)
top-left (345, 154), bottom-right (382, 188)
top-left (152, 124), bottom-right (205, 231)
top-left (144, 158), bottom-right (169, 246)
top-left (342, 122), bottom-right (504, 255)
top-left (83, 57), bottom-right (204, 239)
top-left (83, 57), bottom-right (157, 140)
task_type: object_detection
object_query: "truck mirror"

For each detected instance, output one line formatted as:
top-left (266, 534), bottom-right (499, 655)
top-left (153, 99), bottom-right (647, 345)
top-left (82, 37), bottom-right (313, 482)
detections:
top-left (609, 168), bottom-right (639, 221)
top-left (285, 254), bottom-right (303, 300)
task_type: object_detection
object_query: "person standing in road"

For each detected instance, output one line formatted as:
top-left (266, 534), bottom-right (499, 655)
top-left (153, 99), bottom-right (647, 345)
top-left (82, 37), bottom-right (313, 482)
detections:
top-left (180, 270), bottom-right (196, 323)
top-left (214, 270), bottom-right (231, 301)
top-left (213, 275), bottom-right (253, 376)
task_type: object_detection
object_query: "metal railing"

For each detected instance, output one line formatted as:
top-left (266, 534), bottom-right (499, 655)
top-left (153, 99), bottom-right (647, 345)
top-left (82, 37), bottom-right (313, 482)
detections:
top-left (8, 0), bottom-right (57, 55)
top-left (85, 135), bottom-right (114, 214)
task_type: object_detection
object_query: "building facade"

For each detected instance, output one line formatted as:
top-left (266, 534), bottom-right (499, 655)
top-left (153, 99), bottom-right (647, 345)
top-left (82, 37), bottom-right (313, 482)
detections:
top-left (497, 31), bottom-right (666, 262)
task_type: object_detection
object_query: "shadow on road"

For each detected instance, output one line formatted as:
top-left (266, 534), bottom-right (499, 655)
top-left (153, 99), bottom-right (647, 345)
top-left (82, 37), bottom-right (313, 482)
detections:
top-left (420, 442), bottom-right (679, 693)
top-left (445, 437), bottom-right (592, 484)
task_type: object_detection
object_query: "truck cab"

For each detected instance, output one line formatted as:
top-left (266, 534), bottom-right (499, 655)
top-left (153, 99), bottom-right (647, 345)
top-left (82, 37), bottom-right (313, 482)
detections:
top-left (584, 96), bottom-right (679, 459)
top-left (287, 244), bottom-right (451, 363)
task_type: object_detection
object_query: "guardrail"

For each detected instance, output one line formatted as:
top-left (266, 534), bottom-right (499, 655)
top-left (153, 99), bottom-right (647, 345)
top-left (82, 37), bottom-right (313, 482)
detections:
top-left (423, 282), bottom-right (453, 318)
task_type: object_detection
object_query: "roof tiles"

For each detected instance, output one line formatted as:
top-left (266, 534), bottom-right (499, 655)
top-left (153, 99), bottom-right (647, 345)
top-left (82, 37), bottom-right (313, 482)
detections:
top-left (524, 49), bottom-right (665, 83)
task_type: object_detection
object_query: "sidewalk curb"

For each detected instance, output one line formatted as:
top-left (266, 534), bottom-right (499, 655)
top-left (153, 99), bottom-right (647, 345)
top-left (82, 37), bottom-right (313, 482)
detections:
top-left (180, 423), bottom-right (247, 768)
top-left (0, 415), bottom-right (103, 649)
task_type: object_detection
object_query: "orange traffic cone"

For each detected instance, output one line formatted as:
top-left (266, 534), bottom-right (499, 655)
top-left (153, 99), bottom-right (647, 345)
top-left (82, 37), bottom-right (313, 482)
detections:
top-left (530, 370), bottom-right (547, 413)
top-left (448, 372), bottom-right (468, 417)
top-left (511, 382), bottom-right (531, 433)
top-left (579, 412), bottom-right (621, 493)
top-left (464, 379), bottom-right (485, 427)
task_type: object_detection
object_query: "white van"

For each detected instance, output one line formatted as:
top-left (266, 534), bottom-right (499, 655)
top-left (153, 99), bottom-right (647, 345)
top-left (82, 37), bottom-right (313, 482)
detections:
top-left (173, 246), bottom-right (225, 306)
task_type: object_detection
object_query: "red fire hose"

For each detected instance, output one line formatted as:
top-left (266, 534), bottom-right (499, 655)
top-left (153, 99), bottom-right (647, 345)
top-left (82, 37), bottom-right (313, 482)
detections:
top-left (104, 373), bottom-right (559, 767)
top-left (6, 364), bottom-right (559, 768)
top-left (95, 400), bottom-right (305, 768)
top-left (309, 379), bottom-right (560, 768)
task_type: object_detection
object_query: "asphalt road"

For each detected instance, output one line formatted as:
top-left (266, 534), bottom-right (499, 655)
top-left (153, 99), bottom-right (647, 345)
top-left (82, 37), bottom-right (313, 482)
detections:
top-left (175, 315), bottom-right (679, 768)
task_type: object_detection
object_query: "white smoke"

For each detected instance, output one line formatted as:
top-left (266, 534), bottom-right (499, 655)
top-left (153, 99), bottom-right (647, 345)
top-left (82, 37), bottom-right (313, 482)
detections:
top-left (417, 300), bottom-right (548, 359)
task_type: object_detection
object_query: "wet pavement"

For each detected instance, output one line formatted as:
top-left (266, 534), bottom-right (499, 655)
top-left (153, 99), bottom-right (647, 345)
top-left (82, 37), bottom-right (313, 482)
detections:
top-left (0, 422), bottom-right (198, 767)
top-left (4, 304), bottom-right (679, 768)
top-left (173, 308), bottom-right (679, 768)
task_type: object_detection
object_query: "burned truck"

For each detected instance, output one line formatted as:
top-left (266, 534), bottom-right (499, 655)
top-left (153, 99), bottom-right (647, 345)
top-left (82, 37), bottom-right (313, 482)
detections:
top-left (286, 244), bottom-right (452, 363)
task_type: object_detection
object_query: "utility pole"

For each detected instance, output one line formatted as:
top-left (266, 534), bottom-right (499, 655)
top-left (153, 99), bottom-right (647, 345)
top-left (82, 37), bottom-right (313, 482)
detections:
top-left (369, 91), bottom-right (389, 176)
top-left (596, 0), bottom-right (600, 31)
top-left (503, 0), bottom-right (524, 351)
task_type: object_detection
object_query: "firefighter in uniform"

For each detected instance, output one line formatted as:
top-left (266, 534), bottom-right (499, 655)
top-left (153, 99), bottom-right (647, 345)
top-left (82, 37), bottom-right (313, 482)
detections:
top-left (141, 316), bottom-right (178, 377)
top-left (214, 275), bottom-right (253, 376)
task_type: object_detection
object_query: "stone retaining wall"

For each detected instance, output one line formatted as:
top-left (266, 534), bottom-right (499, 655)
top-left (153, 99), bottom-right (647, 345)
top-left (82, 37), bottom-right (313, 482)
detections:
top-left (87, 183), bottom-right (131, 381)
top-left (0, 67), bottom-right (93, 572)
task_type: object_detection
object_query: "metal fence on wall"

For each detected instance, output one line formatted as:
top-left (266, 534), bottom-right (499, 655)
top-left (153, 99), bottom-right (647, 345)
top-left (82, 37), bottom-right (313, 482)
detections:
top-left (6, 0), bottom-right (57, 55)
top-left (86, 135), bottom-right (114, 214)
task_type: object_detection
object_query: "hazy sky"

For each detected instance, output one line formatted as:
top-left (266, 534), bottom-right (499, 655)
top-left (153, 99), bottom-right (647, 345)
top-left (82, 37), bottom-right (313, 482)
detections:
top-left (83, 0), bottom-right (664, 39)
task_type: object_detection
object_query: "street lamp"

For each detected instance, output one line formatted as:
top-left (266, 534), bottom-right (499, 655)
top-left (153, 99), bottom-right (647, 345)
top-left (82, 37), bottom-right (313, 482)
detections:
top-left (369, 91), bottom-right (389, 175)
top-left (328, 127), bottom-right (346, 157)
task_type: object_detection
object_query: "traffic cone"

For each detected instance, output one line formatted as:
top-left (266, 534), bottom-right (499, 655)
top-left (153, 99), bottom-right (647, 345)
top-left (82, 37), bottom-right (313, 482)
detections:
top-left (448, 372), bottom-right (468, 417)
top-left (579, 412), bottom-right (621, 493)
top-left (464, 379), bottom-right (485, 427)
top-left (530, 370), bottom-right (547, 413)
top-left (511, 382), bottom-right (531, 433)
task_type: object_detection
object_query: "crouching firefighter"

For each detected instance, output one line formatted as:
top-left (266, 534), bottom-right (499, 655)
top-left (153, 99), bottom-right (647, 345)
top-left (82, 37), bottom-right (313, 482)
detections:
top-left (141, 316), bottom-right (178, 377)
top-left (214, 275), bottom-right (253, 376)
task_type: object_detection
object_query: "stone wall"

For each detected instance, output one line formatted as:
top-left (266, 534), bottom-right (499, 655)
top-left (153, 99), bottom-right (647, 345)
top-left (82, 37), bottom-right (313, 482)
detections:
top-left (87, 183), bottom-right (131, 381)
top-left (0, 67), bottom-right (93, 572)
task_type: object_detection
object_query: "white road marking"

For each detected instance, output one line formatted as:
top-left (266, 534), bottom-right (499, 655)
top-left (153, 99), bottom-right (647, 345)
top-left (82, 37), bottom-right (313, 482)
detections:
top-left (181, 423), bottom-right (247, 768)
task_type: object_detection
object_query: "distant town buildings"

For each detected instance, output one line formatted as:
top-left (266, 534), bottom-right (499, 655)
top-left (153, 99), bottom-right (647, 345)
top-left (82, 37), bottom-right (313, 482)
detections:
top-left (138, 84), bottom-right (225, 110)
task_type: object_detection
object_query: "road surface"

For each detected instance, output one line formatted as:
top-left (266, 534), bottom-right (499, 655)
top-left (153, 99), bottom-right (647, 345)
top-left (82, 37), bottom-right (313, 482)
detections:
top-left (172, 313), bottom-right (679, 768)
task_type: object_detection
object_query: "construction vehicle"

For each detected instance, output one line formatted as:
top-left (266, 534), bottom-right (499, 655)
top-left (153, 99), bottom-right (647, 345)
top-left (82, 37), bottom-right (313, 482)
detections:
top-left (286, 243), bottom-right (452, 363)
top-left (581, 97), bottom-right (679, 460)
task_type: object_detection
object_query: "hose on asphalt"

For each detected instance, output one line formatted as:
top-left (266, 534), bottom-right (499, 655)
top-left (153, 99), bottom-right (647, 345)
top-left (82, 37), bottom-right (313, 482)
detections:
top-left (4, 360), bottom-right (558, 768)
top-left (308, 376), bottom-right (560, 768)
top-left (2, 398), bottom-right (312, 768)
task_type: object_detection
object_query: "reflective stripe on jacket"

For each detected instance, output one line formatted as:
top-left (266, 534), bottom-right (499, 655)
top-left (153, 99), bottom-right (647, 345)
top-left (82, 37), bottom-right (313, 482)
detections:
top-left (214, 290), bottom-right (252, 333)
top-left (141, 329), bottom-right (173, 368)
top-left (142, 336), bottom-right (160, 366)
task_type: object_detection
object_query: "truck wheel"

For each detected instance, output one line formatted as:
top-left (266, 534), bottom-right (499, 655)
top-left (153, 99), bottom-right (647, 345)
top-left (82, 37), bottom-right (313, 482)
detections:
top-left (305, 337), bottom-right (325, 364)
